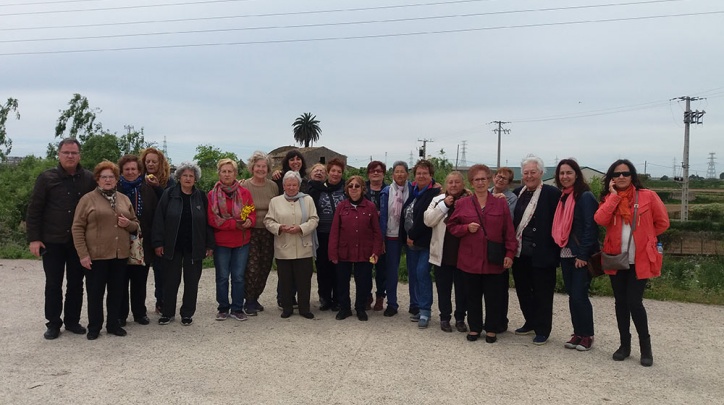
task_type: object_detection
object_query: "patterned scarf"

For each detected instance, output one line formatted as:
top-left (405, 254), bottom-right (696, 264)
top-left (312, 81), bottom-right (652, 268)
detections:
top-left (96, 187), bottom-right (116, 210)
top-left (515, 184), bottom-right (542, 257)
top-left (552, 187), bottom-right (576, 248)
top-left (209, 180), bottom-right (245, 228)
top-left (389, 181), bottom-right (409, 229)
top-left (119, 175), bottom-right (144, 218)
top-left (615, 186), bottom-right (635, 224)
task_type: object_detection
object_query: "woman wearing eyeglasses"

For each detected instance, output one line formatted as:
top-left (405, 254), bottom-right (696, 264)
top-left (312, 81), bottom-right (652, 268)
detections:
top-left (594, 159), bottom-right (669, 367)
top-left (329, 176), bottom-right (383, 321)
top-left (365, 161), bottom-right (388, 311)
top-left (490, 167), bottom-right (517, 216)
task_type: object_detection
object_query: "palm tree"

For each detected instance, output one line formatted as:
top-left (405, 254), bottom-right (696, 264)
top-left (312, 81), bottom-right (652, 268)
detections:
top-left (292, 112), bottom-right (321, 148)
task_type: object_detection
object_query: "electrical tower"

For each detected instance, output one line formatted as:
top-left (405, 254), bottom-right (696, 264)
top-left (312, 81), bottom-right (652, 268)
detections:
top-left (409, 150), bottom-right (414, 167)
top-left (674, 96), bottom-right (706, 221)
top-left (418, 138), bottom-right (433, 159)
top-left (460, 140), bottom-right (468, 167)
top-left (162, 136), bottom-right (168, 157)
top-left (489, 121), bottom-right (510, 169)
top-left (706, 152), bottom-right (717, 179)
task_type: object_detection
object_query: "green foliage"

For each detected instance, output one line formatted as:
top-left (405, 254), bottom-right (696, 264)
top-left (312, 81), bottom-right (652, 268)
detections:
top-left (193, 144), bottom-right (239, 170)
top-left (118, 125), bottom-right (152, 156)
top-left (668, 220), bottom-right (724, 233)
top-left (292, 112), bottom-right (321, 148)
top-left (0, 156), bottom-right (56, 247)
top-left (54, 93), bottom-right (102, 142)
top-left (587, 175), bottom-right (603, 200)
top-left (429, 149), bottom-right (453, 185)
top-left (689, 203), bottom-right (724, 222)
top-left (0, 97), bottom-right (20, 161)
top-left (81, 133), bottom-right (122, 169)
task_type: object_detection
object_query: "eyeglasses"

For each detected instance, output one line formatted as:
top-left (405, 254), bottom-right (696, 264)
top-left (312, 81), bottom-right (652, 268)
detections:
top-left (369, 169), bottom-right (384, 174)
top-left (60, 151), bottom-right (79, 156)
top-left (472, 177), bottom-right (489, 183)
top-left (99, 175), bottom-right (115, 180)
top-left (348, 184), bottom-right (362, 189)
top-left (494, 175), bottom-right (509, 182)
top-left (613, 171), bottom-right (632, 177)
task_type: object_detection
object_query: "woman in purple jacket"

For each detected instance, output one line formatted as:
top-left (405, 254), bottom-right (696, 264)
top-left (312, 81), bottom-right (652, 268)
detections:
top-left (329, 176), bottom-right (384, 321)
top-left (447, 164), bottom-right (517, 343)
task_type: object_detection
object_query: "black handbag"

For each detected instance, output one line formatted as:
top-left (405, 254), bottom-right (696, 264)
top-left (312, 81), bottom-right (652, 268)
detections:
top-left (475, 201), bottom-right (506, 266)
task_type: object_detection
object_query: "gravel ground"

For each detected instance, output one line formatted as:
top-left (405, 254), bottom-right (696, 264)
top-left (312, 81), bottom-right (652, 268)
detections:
top-left (1, 259), bottom-right (722, 404)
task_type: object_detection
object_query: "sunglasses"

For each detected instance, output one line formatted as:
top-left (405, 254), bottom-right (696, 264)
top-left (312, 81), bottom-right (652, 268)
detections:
top-left (348, 184), bottom-right (362, 189)
top-left (613, 171), bottom-right (632, 177)
top-left (369, 169), bottom-right (384, 174)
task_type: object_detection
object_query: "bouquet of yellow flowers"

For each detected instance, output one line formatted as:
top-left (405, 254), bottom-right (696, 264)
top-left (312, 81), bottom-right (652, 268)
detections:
top-left (240, 204), bottom-right (255, 221)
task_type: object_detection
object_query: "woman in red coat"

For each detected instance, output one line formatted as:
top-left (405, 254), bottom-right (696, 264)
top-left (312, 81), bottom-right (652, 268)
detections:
top-left (594, 159), bottom-right (669, 367)
top-left (447, 165), bottom-right (517, 343)
top-left (329, 176), bottom-right (383, 321)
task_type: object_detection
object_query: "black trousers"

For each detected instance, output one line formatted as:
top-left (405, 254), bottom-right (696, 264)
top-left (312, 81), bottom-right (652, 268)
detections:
top-left (512, 255), bottom-right (557, 337)
top-left (337, 261), bottom-right (373, 312)
top-left (315, 232), bottom-right (338, 305)
top-left (85, 258), bottom-right (125, 333)
top-left (162, 250), bottom-right (203, 319)
top-left (434, 264), bottom-right (467, 322)
top-left (610, 265), bottom-right (649, 339)
top-left (42, 242), bottom-right (85, 329)
top-left (152, 255), bottom-right (165, 308)
top-left (464, 270), bottom-right (509, 334)
top-left (120, 263), bottom-right (150, 320)
top-left (277, 258), bottom-right (313, 314)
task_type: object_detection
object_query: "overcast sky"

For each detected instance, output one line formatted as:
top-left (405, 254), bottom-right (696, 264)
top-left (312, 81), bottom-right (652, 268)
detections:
top-left (1, 0), bottom-right (723, 177)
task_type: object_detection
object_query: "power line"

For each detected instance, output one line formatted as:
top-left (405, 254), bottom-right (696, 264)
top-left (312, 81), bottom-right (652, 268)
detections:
top-left (2, 10), bottom-right (721, 56)
top-left (0, 0), bottom-right (686, 31)
top-left (0, 0), bottom-right (255, 15)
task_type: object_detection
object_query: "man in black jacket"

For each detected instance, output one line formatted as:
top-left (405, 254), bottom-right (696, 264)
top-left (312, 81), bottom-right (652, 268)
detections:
top-left (26, 138), bottom-right (96, 339)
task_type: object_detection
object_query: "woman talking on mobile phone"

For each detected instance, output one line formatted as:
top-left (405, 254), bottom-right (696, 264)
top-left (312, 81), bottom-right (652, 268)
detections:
top-left (594, 159), bottom-right (669, 367)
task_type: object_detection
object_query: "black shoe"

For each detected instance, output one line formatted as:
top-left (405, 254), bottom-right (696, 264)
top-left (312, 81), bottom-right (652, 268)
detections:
top-left (357, 311), bottom-right (368, 321)
top-left (119, 319), bottom-right (127, 327)
top-left (408, 307), bottom-right (419, 316)
top-left (280, 311), bottom-right (292, 319)
top-left (440, 321), bottom-right (453, 333)
top-left (158, 316), bottom-right (172, 325)
top-left (330, 303), bottom-right (340, 312)
top-left (134, 316), bottom-right (150, 325)
top-left (383, 307), bottom-right (398, 317)
top-left (455, 321), bottom-right (468, 333)
top-left (335, 309), bottom-right (352, 320)
top-left (319, 301), bottom-right (332, 311)
top-left (466, 333), bottom-right (479, 342)
top-left (640, 335), bottom-right (653, 367)
top-left (44, 326), bottom-right (60, 340)
top-left (181, 317), bottom-right (193, 326)
top-left (107, 327), bottom-right (127, 337)
top-left (87, 331), bottom-right (99, 340)
top-left (65, 324), bottom-right (87, 334)
top-left (485, 333), bottom-right (497, 344)
top-left (300, 312), bottom-right (315, 319)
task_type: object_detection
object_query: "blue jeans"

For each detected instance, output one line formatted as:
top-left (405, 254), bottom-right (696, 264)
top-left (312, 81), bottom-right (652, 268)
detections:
top-left (406, 247), bottom-right (432, 319)
top-left (384, 238), bottom-right (405, 310)
top-left (214, 245), bottom-right (250, 313)
top-left (561, 258), bottom-right (594, 336)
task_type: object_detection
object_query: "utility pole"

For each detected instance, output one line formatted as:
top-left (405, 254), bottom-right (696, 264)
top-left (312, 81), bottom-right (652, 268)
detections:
top-left (675, 96), bottom-right (705, 221)
top-left (418, 138), bottom-right (433, 159)
top-left (706, 152), bottom-right (717, 179)
top-left (455, 144), bottom-right (460, 170)
top-left (489, 121), bottom-right (510, 169)
top-left (461, 140), bottom-right (468, 167)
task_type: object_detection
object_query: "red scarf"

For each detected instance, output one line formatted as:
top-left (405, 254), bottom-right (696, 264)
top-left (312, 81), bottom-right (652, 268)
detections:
top-left (552, 187), bottom-right (575, 248)
top-left (210, 180), bottom-right (245, 228)
top-left (615, 186), bottom-right (634, 224)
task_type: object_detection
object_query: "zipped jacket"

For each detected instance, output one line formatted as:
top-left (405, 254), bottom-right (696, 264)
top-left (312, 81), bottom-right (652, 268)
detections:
top-left (153, 184), bottom-right (215, 261)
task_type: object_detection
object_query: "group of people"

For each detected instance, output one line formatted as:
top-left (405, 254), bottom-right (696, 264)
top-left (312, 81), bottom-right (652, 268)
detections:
top-left (28, 139), bottom-right (669, 367)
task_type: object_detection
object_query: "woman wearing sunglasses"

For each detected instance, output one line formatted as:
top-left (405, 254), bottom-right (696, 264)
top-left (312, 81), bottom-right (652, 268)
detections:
top-left (328, 176), bottom-right (383, 321)
top-left (594, 159), bottom-right (669, 367)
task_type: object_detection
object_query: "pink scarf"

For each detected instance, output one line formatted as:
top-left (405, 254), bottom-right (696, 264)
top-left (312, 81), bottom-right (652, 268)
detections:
top-left (209, 180), bottom-right (244, 228)
top-left (552, 187), bottom-right (576, 248)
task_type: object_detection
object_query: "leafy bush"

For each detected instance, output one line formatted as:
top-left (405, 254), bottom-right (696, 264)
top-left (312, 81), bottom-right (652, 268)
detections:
top-left (689, 203), bottom-right (724, 222)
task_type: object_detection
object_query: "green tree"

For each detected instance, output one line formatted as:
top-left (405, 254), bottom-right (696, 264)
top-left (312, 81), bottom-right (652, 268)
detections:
top-left (54, 93), bottom-right (103, 142)
top-left (80, 133), bottom-right (121, 169)
top-left (429, 148), bottom-right (453, 184)
top-left (0, 98), bottom-right (20, 161)
top-left (118, 125), bottom-right (152, 156)
top-left (193, 144), bottom-right (239, 170)
top-left (292, 112), bottom-right (321, 148)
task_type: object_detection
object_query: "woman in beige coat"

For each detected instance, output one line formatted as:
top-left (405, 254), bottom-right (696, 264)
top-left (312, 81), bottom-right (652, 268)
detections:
top-left (72, 160), bottom-right (139, 340)
top-left (264, 171), bottom-right (319, 319)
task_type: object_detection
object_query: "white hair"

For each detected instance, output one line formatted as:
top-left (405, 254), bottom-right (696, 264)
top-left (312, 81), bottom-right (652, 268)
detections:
top-left (521, 154), bottom-right (544, 173)
top-left (283, 170), bottom-right (302, 186)
top-left (174, 161), bottom-right (202, 181)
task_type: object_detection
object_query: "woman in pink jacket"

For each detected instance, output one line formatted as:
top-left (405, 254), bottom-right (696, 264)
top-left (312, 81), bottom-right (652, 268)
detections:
top-left (594, 159), bottom-right (669, 367)
top-left (447, 165), bottom-right (517, 343)
top-left (329, 176), bottom-right (383, 322)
